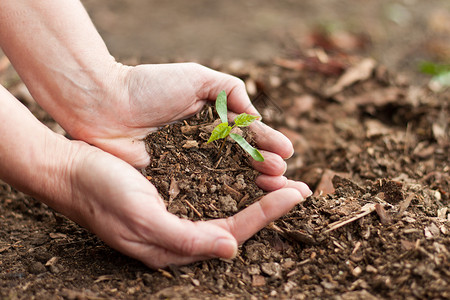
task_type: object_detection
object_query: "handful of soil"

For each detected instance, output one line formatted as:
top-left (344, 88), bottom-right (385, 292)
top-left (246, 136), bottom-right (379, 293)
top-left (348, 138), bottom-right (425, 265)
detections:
top-left (141, 105), bottom-right (265, 221)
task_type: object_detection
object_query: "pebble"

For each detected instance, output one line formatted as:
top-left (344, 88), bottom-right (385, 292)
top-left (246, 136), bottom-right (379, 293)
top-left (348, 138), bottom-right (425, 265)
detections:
top-left (261, 262), bottom-right (282, 279)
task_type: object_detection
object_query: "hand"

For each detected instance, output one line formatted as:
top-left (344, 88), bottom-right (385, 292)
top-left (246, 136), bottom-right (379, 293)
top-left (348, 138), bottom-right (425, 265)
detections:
top-left (68, 64), bottom-right (291, 161)
top-left (68, 141), bottom-right (312, 268)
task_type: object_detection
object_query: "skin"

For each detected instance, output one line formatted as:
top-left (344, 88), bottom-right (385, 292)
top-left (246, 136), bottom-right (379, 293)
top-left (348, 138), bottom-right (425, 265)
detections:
top-left (0, 0), bottom-right (312, 268)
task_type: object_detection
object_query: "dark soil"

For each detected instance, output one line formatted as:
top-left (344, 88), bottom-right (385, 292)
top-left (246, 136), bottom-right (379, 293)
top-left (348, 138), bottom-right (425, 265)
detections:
top-left (142, 107), bottom-right (264, 220)
top-left (1, 45), bottom-right (449, 299)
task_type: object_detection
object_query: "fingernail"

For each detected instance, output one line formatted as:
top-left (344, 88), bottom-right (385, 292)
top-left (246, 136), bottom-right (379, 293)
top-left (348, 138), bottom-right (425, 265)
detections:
top-left (213, 238), bottom-right (238, 259)
top-left (299, 182), bottom-right (313, 199)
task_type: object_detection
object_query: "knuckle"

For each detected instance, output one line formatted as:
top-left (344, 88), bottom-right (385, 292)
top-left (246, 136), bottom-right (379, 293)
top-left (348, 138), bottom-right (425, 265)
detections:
top-left (178, 234), bottom-right (199, 256)
top-left (225, 216), bottom-right (238, 235)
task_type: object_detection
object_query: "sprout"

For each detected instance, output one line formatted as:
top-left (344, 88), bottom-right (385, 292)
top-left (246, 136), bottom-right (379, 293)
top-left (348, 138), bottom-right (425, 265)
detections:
top-left (207, 91), bottom-right (264, 162)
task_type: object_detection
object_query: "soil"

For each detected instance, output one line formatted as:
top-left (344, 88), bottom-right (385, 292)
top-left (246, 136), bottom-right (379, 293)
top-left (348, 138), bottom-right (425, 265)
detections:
top-left (141, 107), bottom-right (264, 220)
top-left (1, 1), bottom-right (450, 299)
top-left (1, 49), bottom-right (449, 299)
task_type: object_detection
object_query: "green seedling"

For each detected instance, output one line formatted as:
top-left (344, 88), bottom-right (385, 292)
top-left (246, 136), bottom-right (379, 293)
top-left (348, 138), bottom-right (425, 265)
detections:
top-left (207, 90), bottom-right (264, 162)
top-left (419, 61), bottom-right (450, 88)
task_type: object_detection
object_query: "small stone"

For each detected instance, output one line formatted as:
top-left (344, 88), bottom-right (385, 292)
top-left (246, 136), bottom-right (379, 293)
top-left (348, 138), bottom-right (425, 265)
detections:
top-left (321, 280), bottom-right (338, 290)
top-left (352, 266), bottom-right (362, 277)
top-left (261, 262), bottom-right (282, 279)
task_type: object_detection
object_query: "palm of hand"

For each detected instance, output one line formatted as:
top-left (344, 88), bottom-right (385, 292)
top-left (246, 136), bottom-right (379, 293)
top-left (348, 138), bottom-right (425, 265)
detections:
top-left (76, 63), bottom-right (252, 167)
top-left (72, 146), bottom-right (308, 268)
top-left (63, 63), bottom-right (311, 268)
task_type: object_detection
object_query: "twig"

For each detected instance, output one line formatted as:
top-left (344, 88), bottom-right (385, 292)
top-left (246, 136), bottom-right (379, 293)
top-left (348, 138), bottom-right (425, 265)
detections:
top-left (214, 155), bottom-right (223, 169)
top-left (322, 203), bottom-right (378, 234)
top-left (183, 198), bottom-right (203, 218)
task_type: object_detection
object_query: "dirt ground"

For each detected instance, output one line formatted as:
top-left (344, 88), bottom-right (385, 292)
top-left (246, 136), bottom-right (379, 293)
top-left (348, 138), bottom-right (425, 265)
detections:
top-left (1, 1), bottom-right (449, 299)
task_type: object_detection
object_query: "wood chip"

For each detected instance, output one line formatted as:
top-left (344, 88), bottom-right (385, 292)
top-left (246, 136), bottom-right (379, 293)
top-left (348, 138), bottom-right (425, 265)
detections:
top-left (375, 203), bottom-right (392, 225)
top-left (286, 230), bottom-right (316, 245)
top-left (181, 124), bottom-right (199, 134)
top-left (397, 194), bottom-right (414, 217)
top-left (237, 194), bottom-right (250, 209)
top-left (158, 268), bottom-right (174, 279)
top-left (94, 275), bottom-right (114, 283)
top-left (49, 232), bottom-right (67, 239)
top-left (45, 256), bottom-right (59, 267)
top-left (252, 275), bottom-right (266, 287)
top-left (223, 183), bottom-right (242, 199)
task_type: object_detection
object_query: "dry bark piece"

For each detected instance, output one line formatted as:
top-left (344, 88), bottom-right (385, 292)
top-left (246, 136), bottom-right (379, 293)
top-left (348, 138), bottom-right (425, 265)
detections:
top-left (182, 140), bottom-right (199, 149)
top-left (375, 203), bottom-right (392, 225)
top-left (285, 229), bottom-right (316, 245)
top-left (168, 177), bottom-right (180, 202)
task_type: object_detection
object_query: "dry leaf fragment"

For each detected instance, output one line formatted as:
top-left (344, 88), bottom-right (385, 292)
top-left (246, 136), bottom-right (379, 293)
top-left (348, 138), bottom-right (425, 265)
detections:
top-left (182, 140), bottom-right (199, 149)
top-left (168, 177), bottom-right (180, 202)
top-left (49, 232), bottom-right (67, 239)
top-left (325, 58), bottom-right (376, 96)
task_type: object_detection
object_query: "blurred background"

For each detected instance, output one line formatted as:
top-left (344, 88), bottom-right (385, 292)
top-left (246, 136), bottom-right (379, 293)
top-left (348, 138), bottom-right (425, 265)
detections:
top-left (82, 0), bottom-right (450, 84)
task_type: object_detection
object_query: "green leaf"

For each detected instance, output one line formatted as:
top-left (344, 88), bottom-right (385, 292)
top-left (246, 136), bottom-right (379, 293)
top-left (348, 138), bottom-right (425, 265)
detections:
top-left (234, 113), bottom-right (259, 127)
top-left (230, 133), bottom-right (264, 162)
top-left (216, 90), bottom-right (228, 123)
top-left (419, 61), bottom-right (450, 76)
top-left (207, 122), bottom-right (232, 143)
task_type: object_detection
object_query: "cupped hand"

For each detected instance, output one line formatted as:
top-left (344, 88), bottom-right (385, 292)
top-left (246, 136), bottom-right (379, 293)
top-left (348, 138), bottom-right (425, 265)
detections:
top-left (67, 63), bottom-right (293, 173)
top-left (69, 142), bottom-right (311, 268)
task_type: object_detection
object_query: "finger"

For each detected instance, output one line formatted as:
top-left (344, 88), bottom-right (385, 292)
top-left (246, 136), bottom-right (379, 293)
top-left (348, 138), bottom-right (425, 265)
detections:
top-left (148, 211), bottom-right (238, 259)
top-left (251, 150), bottom-right (287, 176)
top-left (125, 238), bottom-right (212, 269)
top-left (255, 175), bottom-right (287, 191)
top-left (249, 120), bottom-right (294, 159)
top-left (285, 180), bottom-right (313, 198)
top-left (197, 65), bottom-right (260, 116)
top-left (91, 136), bottom-right (150, 168)
top-left (142, 182), bottom-right (311, 268)
top-left (210, 188), bottom-right (303, 244)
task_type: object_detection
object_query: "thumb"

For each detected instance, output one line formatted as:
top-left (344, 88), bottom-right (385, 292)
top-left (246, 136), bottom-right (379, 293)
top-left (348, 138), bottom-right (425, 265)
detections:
top-left (153, 211), bottom-right (238, 259)
top-left (198, 66), bottom-right (260, 117)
